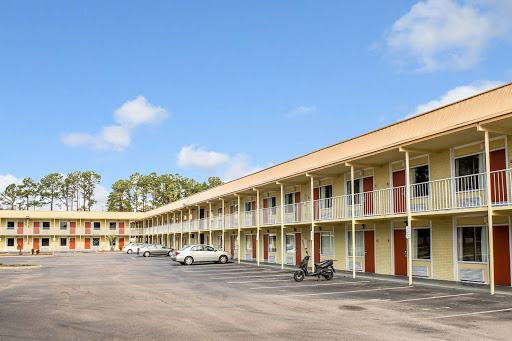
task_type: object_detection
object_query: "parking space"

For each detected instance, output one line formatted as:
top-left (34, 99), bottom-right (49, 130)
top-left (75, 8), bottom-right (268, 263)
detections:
top-left (1, 253), bottom-right (512, 340)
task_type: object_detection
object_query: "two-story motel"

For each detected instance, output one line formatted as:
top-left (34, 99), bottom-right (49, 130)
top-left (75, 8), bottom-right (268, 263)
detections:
top-left (2, 83), bottom-right (512, 294)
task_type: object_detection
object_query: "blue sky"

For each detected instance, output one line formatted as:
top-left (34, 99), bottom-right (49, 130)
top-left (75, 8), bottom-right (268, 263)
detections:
top-left (1, 0), bottom-right (511, 209)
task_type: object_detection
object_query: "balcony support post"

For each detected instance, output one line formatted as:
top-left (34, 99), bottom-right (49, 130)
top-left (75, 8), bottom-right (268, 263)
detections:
top-left (180, 211), bottom-right (183, 248)
top-left (209, 202), bottom-right (212, 246)
top-left (222, 199), bottom-right (225, 251)
top-left (308, 174), bottom-right (315, 271)
top-left (237, 195), bottom-right (241, 264)
top-left (197, 205), bottom-right (201, 245)
top-left (351, 166), bottom-right (356, 279)
top-left (256, 189), bottom-right (260, 266)
top-left (188, 208), bottom-right (191, 245)
top-left (405, 151), bottom-right (413, 286)
top-left (281, 183), bottom-right (285, 270)
top-left (484, 130), bottom-right (496, 295)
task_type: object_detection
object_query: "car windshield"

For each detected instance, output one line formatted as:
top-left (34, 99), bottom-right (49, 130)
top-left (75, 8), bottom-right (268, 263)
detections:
top-left (179, 245), bottom-right (192, 251)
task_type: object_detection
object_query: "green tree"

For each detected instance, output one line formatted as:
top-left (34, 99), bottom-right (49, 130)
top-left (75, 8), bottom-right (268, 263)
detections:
top-left (107, 179), bottom-right (132, 212)
top-left (80, 171), bottom-right (101, 211)
top-left (39, 173), bottom-right (64, 211)
top-left (17, 177), bottom-right (39, 210)
top-left (1, 184), bottom-right (19, 210)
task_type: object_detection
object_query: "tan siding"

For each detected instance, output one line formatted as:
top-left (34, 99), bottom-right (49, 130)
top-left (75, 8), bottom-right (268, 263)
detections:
top-left (432, 219), bottom-right (454, 281)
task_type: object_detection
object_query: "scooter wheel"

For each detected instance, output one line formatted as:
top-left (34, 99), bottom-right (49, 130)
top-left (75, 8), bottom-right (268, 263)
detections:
top-left (323, 270), bottom-right (334, 280)
top-left (294, 271), bottom-right (305, 282)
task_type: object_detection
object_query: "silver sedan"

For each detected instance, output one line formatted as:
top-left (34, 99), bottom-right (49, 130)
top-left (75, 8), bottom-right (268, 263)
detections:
top-left (171, 245), bottom-right (230, 265)
top-left (139, 244), bottom-right (174, 257)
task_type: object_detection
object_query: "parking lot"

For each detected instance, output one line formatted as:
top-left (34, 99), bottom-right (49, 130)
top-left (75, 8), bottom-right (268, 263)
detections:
top-left (1, 253), bottom-right (511, 340)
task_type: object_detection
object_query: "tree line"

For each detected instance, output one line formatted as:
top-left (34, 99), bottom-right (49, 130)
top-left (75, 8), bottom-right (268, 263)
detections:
top-left (0, 171), bottom-right (222, 212)
top-left (106, 173), bottom-right (222, 212)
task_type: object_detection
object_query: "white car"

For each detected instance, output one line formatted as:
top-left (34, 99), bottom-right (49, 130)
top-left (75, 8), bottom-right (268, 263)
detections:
top-left (122, 243), bottom-right (145, 254)
top-left (171, 244), bottom-right (231, 265)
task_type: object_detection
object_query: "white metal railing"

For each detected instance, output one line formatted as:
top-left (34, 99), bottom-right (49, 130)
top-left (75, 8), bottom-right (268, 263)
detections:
top-left (190, 220), bottom-right (199, 232)
top-left (224, 213), bottom-right (239, 228)
top-left (283, 202), bottom-right (311, 223)
top-left (199, 218), bottom-right (210, 230)
top-left (242, 211), bottom-right (256, 227)
top-left (260, 206), bottom-right (280, 225)
top-left (212, 217), bottom-right (223, 230)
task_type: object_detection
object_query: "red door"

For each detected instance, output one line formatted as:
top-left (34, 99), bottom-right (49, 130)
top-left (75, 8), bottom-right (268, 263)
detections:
top-left (230, 206), bottom-right (235, 227)
top-left (393, 170), bottom-right (406, 214)
top-left (263, 234), bottom-right (269, 261)
top-left (17, 221), bottom-right (24, 234)
top-left (294, 192), bottom-right (301, 222)
top-left (119, 222), bottom-right (125, 234)
top-left (263, 199), bottom-right (268, 224)
top-left (230, 235), bottom-right (235, 256)
top-left (119, 238), bottom-right (125, 250)
top-left (363, 177), bottom-right (374, 216)
top-left (295, 233), bottom-right (302, 265)
top-left (70, 238), bottom-right (76, 250)
top-left (313, 188), bottom-right (320, 220)
top-left (252, 235), bottom-right (257, 259)
top-left (394, 230), bottom-right (407, 276)
top-left (33, 222), bottom-right (40, 234)
top-left (490, 149), bottom-right (508, 203)
top-left (70, 221), bottom-right (76, 234)
top-left (314, 232), bottom-right (321, 262)
top-left (364, 230), bottom-right (375, 273)
top-left (493, 226), bottom-right (511, 286)
top-left (85, 222), bottom-right (91, 234)
top-left (85, 238), bottom-right (91, 250)
top-left (17, 238), bottom-right (23, 251)
top-left (33, 238), bottom-right (39, 250)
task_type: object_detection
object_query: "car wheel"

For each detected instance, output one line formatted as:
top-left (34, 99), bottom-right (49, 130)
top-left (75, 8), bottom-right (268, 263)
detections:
top-left (219, 255), bottom-right (228, 264)
top-left (143, 251), bottom-right (150, 257)
top-left (167, 251), bottom-right (172, 256)
top-left (184, 256), bottom-right (193, 265)
top-left (127, 249), bottom-right (133, 254)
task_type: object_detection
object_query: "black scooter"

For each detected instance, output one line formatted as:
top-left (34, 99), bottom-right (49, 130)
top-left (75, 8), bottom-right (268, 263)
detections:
top-left (294, 251), bottom-right (335, 282)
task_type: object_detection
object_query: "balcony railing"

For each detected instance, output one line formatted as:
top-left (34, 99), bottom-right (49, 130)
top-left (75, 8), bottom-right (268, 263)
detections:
top-left (199, 218), bottom-right (210, 230)
top-left (260, 206), bottom-right (280, 226)
top-left (224, 213), bottom-right (239, 228)
top-left (283, 202), bottom-right (311, 223)
top-left (212, 217), bottom-right (223, 230)
top-left (242, 211), bottom-right (257, 227)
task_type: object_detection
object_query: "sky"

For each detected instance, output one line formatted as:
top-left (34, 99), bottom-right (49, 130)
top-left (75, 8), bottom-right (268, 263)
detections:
top-left (1, 0), bottom-right (511, 210)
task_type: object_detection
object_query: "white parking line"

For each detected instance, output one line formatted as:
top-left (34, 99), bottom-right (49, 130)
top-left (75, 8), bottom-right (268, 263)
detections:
top-left (250, 281), bottom-right (370, 290)
top-left (183, 269), bottom-right (285, 274)
top-left (228, 278), bottom-right (292, 284)
top-left (430, 308), bottom-right (512, 319)
top-left (393, 293), bottom-right (474, 302)
top-left (282, 286), bottom-right (412, 298)
top-left (209, 274), bottom-right (292, 280)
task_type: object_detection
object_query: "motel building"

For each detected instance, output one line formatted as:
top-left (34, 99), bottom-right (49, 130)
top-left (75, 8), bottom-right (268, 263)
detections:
top-left (3, 83), bottom-right (512, 295)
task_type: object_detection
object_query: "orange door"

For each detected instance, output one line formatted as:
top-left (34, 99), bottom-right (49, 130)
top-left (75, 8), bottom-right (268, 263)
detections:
top-left (33, 222), bottom-right (40, 234)
top-left (17, 238), bottom-right (23, 250)
top-left (33, 238), bottom-right (39, 250)
top-left (363, 177), bottom-right (374, 216)
top-left (295, 233), bottom-right (302, 265)
top-left (263, 199), bottom-right (268, 224)
top-left (313, 188), bottom-right (320, 220)
top-left (252, 201), bottom-right (256, 225)
top-left (394, 230), bottom-right (407, 276)
top-left (17, 222), bottom-right (24, 234)
top-left (393, 170), bottom-right (406, 214)
top-left (263, 234), bottom-right (269, 261)
top-left (252, 234), bottom-right (257, 259)
top-left (70, 238), bottom-right (75, 250)
top-left (70, 221), bottom-right (76, 234)
top-left (364, 230), bottom-right (375, 273)
top-left (119, 222), bottom-right (125, 234)
top-left (85, 238), bottom-right (91, 250)
top-left (490, 149), bottom-right (508, 203)
top-left (119, 238), bottom-right (125, 250)
top-left (294, 192), bottom-right (301, 222)
top-left (314, 232), bottom-right (321, 262)
top-left (493, 226), bottom-right (511, 286)
top-left (85, 222), bottom-right (91, 234)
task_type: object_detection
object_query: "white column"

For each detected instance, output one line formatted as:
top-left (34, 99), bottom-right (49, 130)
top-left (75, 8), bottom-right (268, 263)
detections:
top-left (405, 151), bottom-right (413, 286)
top-left (484, 130), bottom-right (496, 295)
top-left (351, 166), bottom-right (356, 279)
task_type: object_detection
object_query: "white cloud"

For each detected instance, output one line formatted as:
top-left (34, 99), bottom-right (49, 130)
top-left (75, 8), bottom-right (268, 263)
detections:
top-left (285, 106), bottom-right (317, 118)
top-left (408, 80), bottom-right (503, 117)
top-left (177, 145), bottom-right (230, 171)
top-left (177, 145), bottom-right (268, 182)
top-left (91, 184), bottom-right (109, 211)
top-left (385, 0), bottom-right (510, 72)
top-left (0, 174), bottom-right (23, 193)
top-left (114, 96), bottom-right (169, 127)
top-left (62, 96), bottom-right (169, 151)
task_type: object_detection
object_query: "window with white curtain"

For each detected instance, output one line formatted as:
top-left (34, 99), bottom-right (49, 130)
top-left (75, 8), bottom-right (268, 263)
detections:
top-left (320, 232), bottom-right (334, 255)
top-left (347, 230), bottom-right (364, 257)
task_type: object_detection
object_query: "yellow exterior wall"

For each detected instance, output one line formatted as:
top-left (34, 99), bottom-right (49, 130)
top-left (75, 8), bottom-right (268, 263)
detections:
top-left (431, 218), bottom-right (454, 281)
top-left (375, 221), bottom-right (392, 275)
top-left (430, 149), bottom-right (451, 181)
